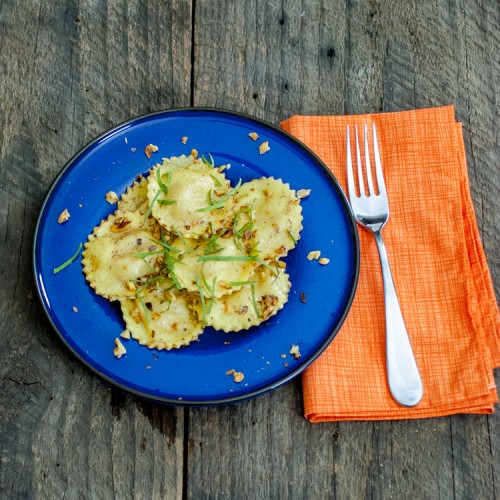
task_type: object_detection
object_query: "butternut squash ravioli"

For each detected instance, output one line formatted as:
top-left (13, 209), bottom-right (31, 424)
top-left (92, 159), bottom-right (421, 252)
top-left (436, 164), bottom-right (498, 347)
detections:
top-left (82, 154), bottom-right (305, 351)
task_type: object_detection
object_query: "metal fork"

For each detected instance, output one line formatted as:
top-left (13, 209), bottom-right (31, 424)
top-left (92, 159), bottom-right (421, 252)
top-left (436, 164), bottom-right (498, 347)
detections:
top-left (346, 123), bottom-right (423, 407)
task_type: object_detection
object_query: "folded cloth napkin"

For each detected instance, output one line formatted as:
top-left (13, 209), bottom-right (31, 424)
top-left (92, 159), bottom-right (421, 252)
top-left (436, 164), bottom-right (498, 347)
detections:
top-left (281, 106), bottom-right (500, 421)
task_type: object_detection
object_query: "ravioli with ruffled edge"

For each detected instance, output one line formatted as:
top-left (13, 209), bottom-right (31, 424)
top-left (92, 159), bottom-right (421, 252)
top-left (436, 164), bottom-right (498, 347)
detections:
top-left (81, 154), bottom-right (306, 352)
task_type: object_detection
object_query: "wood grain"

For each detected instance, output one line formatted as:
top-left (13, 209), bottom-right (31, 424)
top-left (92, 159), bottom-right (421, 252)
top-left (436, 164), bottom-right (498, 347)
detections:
top-left (0, 0), bottom-right (498, 498)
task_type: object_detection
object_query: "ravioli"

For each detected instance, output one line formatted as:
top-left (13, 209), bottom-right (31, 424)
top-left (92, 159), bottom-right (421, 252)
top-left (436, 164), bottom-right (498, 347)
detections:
top-left (147, 161), bottom-right (231, 238)
top-left (120, 281), bottom-right (203, 350)
top-left (170, 236), bottom-right (259, 298)
top-left (191, 266), bottom-right (291, 332)
top-left (82, 211), bottom-right (163, 301)
top-left (228, 177), bottom-right (303, 259)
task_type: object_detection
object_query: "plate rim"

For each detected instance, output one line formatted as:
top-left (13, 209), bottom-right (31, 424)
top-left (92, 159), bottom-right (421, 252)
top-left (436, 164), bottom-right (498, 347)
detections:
top-left (32, 106), bottom-right (360, 406)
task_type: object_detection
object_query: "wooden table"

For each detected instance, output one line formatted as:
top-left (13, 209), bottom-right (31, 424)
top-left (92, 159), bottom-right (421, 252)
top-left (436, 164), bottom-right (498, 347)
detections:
top-left (1, 1), bottom-right (498, 498)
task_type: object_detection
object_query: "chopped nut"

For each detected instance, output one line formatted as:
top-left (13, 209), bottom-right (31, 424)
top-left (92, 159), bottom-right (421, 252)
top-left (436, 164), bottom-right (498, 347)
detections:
top-left (105, 191), bottom-right (119, 204)
top-left (145, 144), bottom-right (159, 158)
top-left (307, 250), bottom-right (321, 261)
top-left (226, 369), bottom-right (244, 383)
top-left (290, 345), bottom-right (301, 359)
top-left (72, 306), bottom-right (78, 313)
top-left (297, 189), bottom-right (311, 199)
top-left (58, 209), bottom-right (70, 224)
top-left (120, 330), bottom-right (131, 339)
top-left (111, 217), bottom-right (132, 232)
top-left (319, 257), bottom-right (330, 265)
top-left (113, 338), bottom-right (127, 358)
top-left (249, 132), bottom-right (259, 140)
top-left (181, 136), bottom-right (188, 144)
top-left (259, 141), bottom-right (270, 154)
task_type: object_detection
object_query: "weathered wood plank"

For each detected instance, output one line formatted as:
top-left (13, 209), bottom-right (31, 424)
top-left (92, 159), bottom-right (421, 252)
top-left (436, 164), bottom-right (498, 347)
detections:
top-left (0, 0), bottom-right (191, 497)
top-left (188, 0), bottom-right (499, 499)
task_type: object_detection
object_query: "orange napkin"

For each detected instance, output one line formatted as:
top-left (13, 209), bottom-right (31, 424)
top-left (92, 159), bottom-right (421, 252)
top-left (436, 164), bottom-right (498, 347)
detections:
top-left (281, 106), bottom-right (500, 421)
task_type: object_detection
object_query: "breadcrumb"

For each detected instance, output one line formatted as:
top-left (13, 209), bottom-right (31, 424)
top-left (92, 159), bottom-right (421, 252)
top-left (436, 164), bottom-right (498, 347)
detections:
top-left (307, 250), bottom-right (321, 260)
top-left (145, 144), bottom-right (159, 158)
top-left (319, 257), bottom-right (330, 265)
top-left (120, 329), bottom-right (131, 339)
top-left (289, 345), bottom-right (301, 359)
top-left (249, 132), bottom-right (259, 140)
top-left (226, 369), bottom-right (244, 383)
top-left (58, 209), bottom-right (70, 224)
top-left (113, 338), bottom-right (127, 358)
top-left (297, 189), bottom-right (311, 199)
top-left (181, 136), bottom-right (188, 144)
top-left (105, 191), bottom-right (119, 204)
top-left (259, 141), bottom-right (270, 154)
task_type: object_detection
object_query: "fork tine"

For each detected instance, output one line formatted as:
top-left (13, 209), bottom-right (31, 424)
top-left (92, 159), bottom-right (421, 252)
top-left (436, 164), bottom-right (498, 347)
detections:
top-left (354, 126), bottom-right (365, 197)
top-left (364, 124), bottom-right (375, 196)
top-left (346, 126), bottom-right (356, 199)
top-left (372, 123), bottom-right (386, 196)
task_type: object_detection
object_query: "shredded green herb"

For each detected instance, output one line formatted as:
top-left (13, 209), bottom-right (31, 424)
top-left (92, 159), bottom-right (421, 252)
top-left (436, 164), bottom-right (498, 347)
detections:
top-left (196, 201), bottom-right (226, 212)
top-left (197, 255), bottom-right (258, 263)
top-left (144, 190), bottom-right (161, 220)
top-left (53, 243), bottom-right (82, 274)
top-left (195, 275), bottom-right (207, 327)
top-left (201, 153), bottom-right (215, 169)
top-left (158, 199), bottom-right (177, 205)
top-left (287, 229), bottom-right (297, 244)
top-left (228, 280), bottom-right (257, 286)
top-left (250, 283), bottom-right (261, 318)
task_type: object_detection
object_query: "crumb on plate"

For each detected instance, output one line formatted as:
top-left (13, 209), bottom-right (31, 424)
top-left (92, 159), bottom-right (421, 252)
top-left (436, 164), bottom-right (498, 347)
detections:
top-left (58, 209), bottom-right (70, 224)
top-left (105, 190), bottom-right (119, 204)
top-left (290, 344), bottom-right (301, 359)
top-left (113, 338), bottom-right (126, 358)
top-left (307, 250), bottom-right (321, 261)
top-left (319, 257), bottom-right (330, 265)
top-left (249, 132), bottom-right (259, 140)
top-left (297, 189), bottom-right (311, 199)
top-left (259, 141), bottom-right (270, 154)
top-left (145, 144), bottom-right (158, 158)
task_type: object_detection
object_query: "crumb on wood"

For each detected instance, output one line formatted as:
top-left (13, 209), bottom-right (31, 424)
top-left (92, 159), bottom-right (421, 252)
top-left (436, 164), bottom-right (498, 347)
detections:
top-left (58, 209), bottom-right (70, 224)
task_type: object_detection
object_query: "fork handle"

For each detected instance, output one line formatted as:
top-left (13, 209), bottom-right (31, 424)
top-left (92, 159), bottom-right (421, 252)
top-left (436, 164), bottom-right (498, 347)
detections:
top-left (374, 231), bottom-right (423, 407)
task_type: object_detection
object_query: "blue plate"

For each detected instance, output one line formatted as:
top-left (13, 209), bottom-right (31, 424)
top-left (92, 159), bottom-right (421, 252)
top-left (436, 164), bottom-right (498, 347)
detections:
top-left (33, 108), bottom-right (359, 406)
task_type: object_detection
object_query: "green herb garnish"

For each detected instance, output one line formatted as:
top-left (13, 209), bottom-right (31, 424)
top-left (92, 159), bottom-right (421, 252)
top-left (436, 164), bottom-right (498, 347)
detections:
top-left (53, 243), bottom-right (82, 274)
